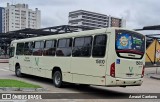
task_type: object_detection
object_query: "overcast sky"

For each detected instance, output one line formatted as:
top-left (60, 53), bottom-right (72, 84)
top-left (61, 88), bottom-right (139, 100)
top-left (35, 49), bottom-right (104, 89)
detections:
top-left (0, 0), bottom-right (159, 29)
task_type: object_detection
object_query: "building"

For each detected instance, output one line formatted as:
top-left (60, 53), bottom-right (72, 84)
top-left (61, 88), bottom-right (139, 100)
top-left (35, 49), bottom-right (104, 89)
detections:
top-left (68, 10), bottom-right (125, 30)
top-left (108, 16), bottom-right (126, 28)
top-left (0, 7), bottom-right (5, 33)
top-left (4, 3), bottom-right (41, 33)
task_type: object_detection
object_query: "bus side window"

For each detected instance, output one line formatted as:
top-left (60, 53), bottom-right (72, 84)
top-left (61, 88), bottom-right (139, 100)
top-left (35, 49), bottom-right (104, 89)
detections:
top-left (92, 35), bottom-right (107, 57)
top-left (56, 38), bottom-right (72, 57)
top-left (43, 40), bottom-right (57, 56)
top-left (72, 36), bottom-right (92, 57)
top-left (33, 41), bottom-right (44, 56)
top-left (24, 42), bottom-right (33, 55)
top-left (16, 43), bottom-right (24, 55)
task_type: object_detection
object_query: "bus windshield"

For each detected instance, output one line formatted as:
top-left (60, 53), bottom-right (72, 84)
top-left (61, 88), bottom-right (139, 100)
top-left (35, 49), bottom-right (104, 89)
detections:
top-left (115, 30), bottom-right (145, 57)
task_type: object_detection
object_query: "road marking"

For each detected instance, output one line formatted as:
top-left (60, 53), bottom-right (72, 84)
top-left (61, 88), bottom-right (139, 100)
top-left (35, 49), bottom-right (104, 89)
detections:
top-left (3, 67), bottom-right (9, 70)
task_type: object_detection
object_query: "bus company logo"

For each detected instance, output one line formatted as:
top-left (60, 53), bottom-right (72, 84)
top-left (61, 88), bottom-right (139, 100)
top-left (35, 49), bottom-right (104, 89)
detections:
top-left (136, 61), bottom-right (143, 65)
top-left (129, 67), bottom-right (133, 73)
top-left (35, 57), bottom-right (39, 66)
top-left (2, 94), bottom-right (11, 99)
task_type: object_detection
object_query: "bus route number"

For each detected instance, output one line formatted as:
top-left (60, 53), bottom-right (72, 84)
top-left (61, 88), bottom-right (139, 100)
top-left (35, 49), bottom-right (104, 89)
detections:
top-left (96, 59), bottom-right (105, 65)
top-left (136, 61), bottom-right (143, 65)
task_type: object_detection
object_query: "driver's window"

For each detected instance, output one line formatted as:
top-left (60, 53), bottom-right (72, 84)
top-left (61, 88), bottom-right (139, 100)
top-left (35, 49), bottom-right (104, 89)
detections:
top-left (9, 47), bottom-right (15, 58)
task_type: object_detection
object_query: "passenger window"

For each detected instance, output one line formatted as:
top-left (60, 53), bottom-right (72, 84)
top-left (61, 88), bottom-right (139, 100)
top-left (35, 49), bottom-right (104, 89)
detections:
top-left (43, 40), bottom-right (57, 56)
top-left (16, 43), bottom-right (24, 55)
top-left (58, 39), bottom-right (66, 47)
top-left (24, 42), bottom-right (33, 55)
top-left (33, 41), bottom-right (44, 56)
top-left (45, 40), bottom-right (52, 48)
top-left (40, 41), bottom-right (44, 49)
top-left (56, 38), bottom-right (72, 56)
top-left (92, 35), bottom-right (107, 57)
top-left (74, 38), bottom-right (84, 46)
top-left (72, 36), bottom-right (92, 57)
top-left (35, 42), bottom-right (41, 48)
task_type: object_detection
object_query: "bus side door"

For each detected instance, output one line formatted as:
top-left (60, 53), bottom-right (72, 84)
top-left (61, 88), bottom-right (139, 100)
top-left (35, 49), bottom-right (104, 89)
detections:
top-left (9, 43), bottom-right (16, 71)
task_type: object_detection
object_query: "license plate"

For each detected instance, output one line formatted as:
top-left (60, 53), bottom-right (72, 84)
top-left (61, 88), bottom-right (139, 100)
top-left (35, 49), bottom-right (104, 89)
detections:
top-left (126, 75), bottom-right (132, 77)
top-left (126, 73), bottom-right (134, 77)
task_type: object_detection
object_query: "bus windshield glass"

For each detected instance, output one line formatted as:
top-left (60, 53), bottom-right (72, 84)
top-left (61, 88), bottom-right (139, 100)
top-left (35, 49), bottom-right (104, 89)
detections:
top-left (116, 30), bottom-right (145, 55)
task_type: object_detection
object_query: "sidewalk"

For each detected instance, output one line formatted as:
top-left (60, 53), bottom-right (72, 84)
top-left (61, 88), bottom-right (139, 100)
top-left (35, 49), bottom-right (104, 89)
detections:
top-left (145, 67), bottom-right (160, 80)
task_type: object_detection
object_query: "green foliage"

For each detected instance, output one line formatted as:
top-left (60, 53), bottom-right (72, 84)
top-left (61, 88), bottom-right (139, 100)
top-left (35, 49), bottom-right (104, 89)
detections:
top-left (0, 79), bottom-right (41, 88)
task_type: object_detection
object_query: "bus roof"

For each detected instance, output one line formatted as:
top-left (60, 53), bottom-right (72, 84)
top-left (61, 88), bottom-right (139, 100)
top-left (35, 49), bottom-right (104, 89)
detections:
top-left (11, 27), bottom-right (136, 43)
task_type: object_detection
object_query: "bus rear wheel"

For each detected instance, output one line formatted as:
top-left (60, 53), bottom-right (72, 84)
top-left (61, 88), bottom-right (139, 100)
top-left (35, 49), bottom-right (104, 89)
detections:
top-left (53, 71), bottom-right (63, 88)
top-left (15, 66), bottom-right (22, 77)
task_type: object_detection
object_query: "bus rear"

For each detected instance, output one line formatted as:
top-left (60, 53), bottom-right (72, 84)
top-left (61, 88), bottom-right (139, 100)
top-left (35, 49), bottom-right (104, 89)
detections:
top-left (106, 29), bottom-right (145, 87)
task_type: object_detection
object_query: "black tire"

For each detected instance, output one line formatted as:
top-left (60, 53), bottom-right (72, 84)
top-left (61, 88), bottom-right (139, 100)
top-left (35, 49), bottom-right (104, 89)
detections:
top-left (53, 71), bottom-right (63, 88)
top-left (15, 66), bottom-right (22, 77)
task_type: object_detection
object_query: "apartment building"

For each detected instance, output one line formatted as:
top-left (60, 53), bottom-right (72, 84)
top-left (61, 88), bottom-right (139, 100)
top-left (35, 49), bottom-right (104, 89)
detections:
top-left (68, 10), bottom-right (125, 30)
top-left (109, 16), bottom-right (125, 27)
top-left (0, 7), bottom-right (5, 33)
top-left (4, 3), bottom-right (41, 32)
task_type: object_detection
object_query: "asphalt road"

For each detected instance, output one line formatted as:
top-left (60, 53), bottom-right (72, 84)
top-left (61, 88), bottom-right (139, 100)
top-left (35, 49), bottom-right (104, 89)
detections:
top-left (0, 63), bottom-right (160, 102)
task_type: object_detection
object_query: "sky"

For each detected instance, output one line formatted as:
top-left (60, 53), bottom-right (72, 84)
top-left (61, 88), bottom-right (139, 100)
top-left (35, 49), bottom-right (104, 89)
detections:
top-left (0, 0), bottom-right (160, 29)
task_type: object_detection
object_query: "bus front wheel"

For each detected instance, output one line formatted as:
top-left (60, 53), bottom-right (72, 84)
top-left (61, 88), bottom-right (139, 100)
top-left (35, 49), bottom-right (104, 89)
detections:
top-left (53, 71), bottom-right (63, 88)
top-left (15, 66), bottom-right (22, 77)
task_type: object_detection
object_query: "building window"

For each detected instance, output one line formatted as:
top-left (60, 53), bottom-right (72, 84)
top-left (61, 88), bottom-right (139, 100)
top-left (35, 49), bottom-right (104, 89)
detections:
top-left (92, 35), bottom-right (107, 57)
top-left (15, 10), bottom-right (19, 12)
top-left (43, 40), bottom-right (57, 56)
top-left (71, 16), bottom-right (78, 18)
top-left (56, 38), bottom-right (72, 56)
top-left (72, 36), bottom-right (92, 57)
top-left (72, 22), bottom-right (78, 24)
top-left (15, 13), bottom-right (19, 15)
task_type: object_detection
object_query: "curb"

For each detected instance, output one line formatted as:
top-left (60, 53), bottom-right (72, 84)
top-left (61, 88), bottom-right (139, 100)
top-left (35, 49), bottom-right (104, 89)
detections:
top-left (150, 76), bottom-right (160, 80)
top-left (0, 87), bottom-right (46, 92)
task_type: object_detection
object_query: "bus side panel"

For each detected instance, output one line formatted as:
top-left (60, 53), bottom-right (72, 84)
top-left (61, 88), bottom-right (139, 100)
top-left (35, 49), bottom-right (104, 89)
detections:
top-left (71, 33), bottom-right (109, 85)
top-left (14, 56), bottom-right (31, 75)
top-left (31, 56), bottom-right (45, 77)
top-left (40, 57), bottom-right (72, 82)
top-left (71, 57), bottom-right (106, 85)
top-left (17, 56), bottom-right (27, 74)
top-left (72, 74), bottom-right (105, 85)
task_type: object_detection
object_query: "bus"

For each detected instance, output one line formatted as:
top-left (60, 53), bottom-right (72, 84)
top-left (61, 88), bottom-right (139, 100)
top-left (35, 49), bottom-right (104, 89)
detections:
top-left (9, 27), bottom-right (145, 88)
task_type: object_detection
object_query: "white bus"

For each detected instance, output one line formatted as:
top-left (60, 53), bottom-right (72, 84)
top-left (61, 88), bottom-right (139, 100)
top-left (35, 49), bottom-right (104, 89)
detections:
top-left (9, 28), bottom-right (145, 88)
